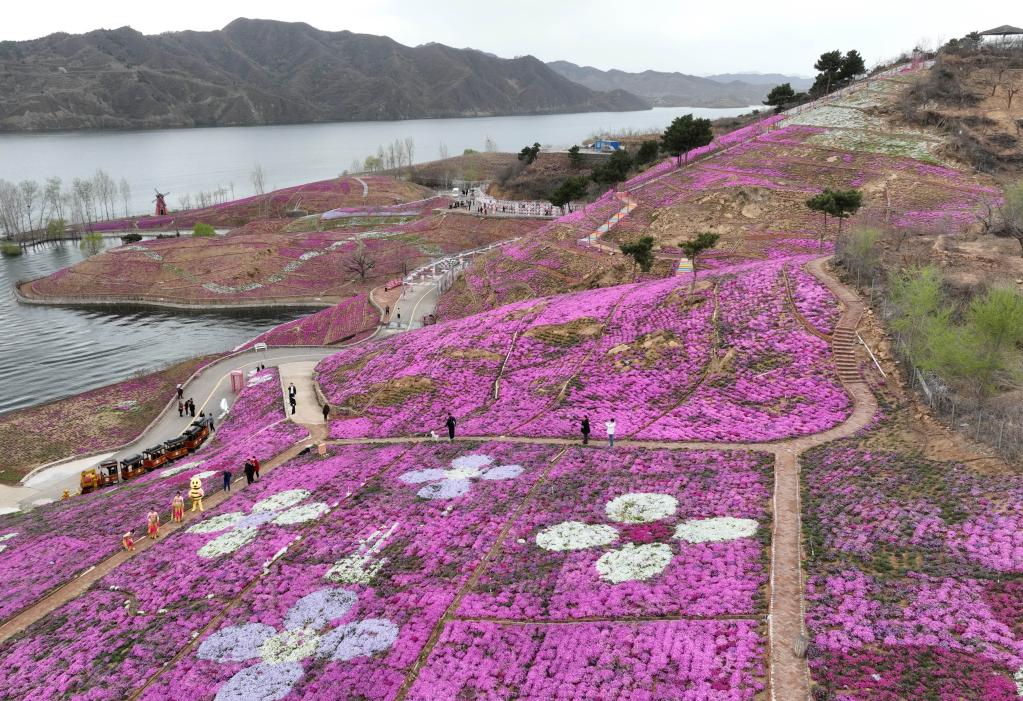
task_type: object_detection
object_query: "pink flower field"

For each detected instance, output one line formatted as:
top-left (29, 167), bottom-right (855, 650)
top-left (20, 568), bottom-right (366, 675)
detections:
top-left (0, 443), bottom-right (771, 700)
top-left (0, 369), bottom-right (305, 625)
top-left (320, 258), bottom-right (849, 442)
top-left (801, 442), bottom-right (1023, 698)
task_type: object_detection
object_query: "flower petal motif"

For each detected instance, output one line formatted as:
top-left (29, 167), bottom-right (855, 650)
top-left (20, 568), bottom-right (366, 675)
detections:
top-left (272, 502), bottom-right (330, 525)
top-left (214, 661), bottom-right (304, 701)
top-left (605, 493), bottom-right (678, 524)
top-left (159, 460), bottom-right (203, 478)
top-left (480, 464), bottom-right (524, 480)
top-left (0, 532), bottom-right (16, 553)
top-left (595, 542), bottom-right (674, 583)
top-left (673, 517), bottom-right (759, 543)
top-left (197, 623), bottom-right (277, 662)
top-left (450, 454), bottom-right (494, 471)
top-left (536, 521), bottom-right (618, 551)
top-left (198, 527), bottom-right (259, 558)
top-left (283, 588), bottom-right (357, 631)
top-left (316, 618), bottom-right (400, 662)
top-left (235, 511), bottom-right (279, 529)
top-left (398, 468), bottom-right (447, 484)
top-left (252, 489), bottom-right (311, 513)
top-left (260, 628), bottom-right (319, 664)
top-left (193, 470), bottom-right (219, 481)
top-left (443, 466), bottom-right (484, 480)
top-left (418, 479), bottom-right (471, 500)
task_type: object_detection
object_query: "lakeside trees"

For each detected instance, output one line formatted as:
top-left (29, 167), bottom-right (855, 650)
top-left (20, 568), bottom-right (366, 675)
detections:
top-left (661, 115), bottom-right (713, 167)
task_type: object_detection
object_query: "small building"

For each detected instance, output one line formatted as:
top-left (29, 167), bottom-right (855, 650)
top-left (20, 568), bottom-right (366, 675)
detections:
top-left (591, 139), bottom-right (621, 153)
top-left (978, 25), bottom-right (1023, 44)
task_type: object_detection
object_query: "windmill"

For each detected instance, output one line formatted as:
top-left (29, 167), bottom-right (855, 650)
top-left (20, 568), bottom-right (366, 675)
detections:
top-left (153, 189), bottom-right (170, 216)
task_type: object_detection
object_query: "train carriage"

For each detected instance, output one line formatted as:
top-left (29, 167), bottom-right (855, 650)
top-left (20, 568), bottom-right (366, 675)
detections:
top-left (142, 445), bottom-right (168, 471)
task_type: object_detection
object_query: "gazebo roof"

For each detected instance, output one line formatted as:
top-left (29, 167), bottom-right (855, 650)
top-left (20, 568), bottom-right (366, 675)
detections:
top-left (979, 25), bottom-right (1023, 36)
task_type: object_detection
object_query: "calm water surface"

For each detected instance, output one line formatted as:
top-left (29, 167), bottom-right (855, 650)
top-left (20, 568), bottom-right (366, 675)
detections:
top-left (0, 106), bottom-right (756, 213)
top-left (0, 239), bottom-right (305, 414)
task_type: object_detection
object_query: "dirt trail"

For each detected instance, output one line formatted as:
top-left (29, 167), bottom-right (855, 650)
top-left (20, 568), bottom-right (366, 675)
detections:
top-left (0, 256), bottom-right (877, 701)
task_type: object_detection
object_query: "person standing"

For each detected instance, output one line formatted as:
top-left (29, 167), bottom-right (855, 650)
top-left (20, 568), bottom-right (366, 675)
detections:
top-left (176, 384), bottom-right (184, 401)
top-left (288, 383), bottom-right (297, 401)
top-left (178, 401), bottom-right (184, 417)
top-left (581, 416), bottom-right (591, 445)
top-left (121, 529), bottom-right (135, 552)
top-left (446, 413), bottom-right (457, 442)
top-left (222, 468), bottom-right (232, 492)
top-left (251, 456), bottom-right (260, 480)
top-left (605, 418), bottom-right (616, 448)
top-left (289, 394), bottom-right (297, 415)
top-left (171, 493), bottom-right (185, 523)
top-left (188, 399), bottom-right (196, 417)
top-left (322, 403), bottom-right (330, 421)
top-left (244, 460), bottom-right (255, 485)
top-left (146, 509), bottom-right (160, 540)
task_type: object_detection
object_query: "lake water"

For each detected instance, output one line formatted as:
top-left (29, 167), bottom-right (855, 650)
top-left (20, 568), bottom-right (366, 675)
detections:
top-left (0, 239), bottom-right (305, 414)
top-left (0, 106), bottom-right (756, 214)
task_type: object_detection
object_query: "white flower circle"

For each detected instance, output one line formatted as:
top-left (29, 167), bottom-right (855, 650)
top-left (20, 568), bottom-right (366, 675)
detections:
top-left (272, 502), bottom-right (329, 525)
top-left (189, 512), bottom-right (246, 534)
top-left (536, 522), bottom-right (618, 551)
top-left (605, 493), bottom-right (678, 524)
top-left (199, 528), bottom-right (259, 558)
top-left (260, 629), bottom-right (318, 664)
top-left (160, 461), bottom-right (204, 478)
top-left (253, 490), bottom-right (310, 513)
top-left (673, 517), bottom-right (759, 543)
top-left (193, 470), bottom-right (219, 481)
top-left (595, 543), bottom-right (674, 584)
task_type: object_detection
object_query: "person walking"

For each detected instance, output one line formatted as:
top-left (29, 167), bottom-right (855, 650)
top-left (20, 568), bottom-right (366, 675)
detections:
top-left (244, 460), bottom-right (255, 485)
top-left (178, 401), bottom-right (184, 417)
top-left (288, 383), bottom-right (297, 401)
top-left (322, 403), bottom-right (330, 422)
top-left (446, 413), bottom-right (457, 442)
top-left (171, 493), bottom-right (185, 523)
top-left (121, 529), bottom-right (136, 552)
top-left (176, 384), bottom-right (184, 401)
top-left (289, 394), bottom-right (297, 415)
top-left (251, 456), bottom-right (260, 480)
top-left (605, 418), bottom-right (616, 448)
top-left (147, 509), bottom-right (160, 540)
top-left (222, 468), bottom-right (232, 492)
top-left (581, 416), bottom-right (591, 445)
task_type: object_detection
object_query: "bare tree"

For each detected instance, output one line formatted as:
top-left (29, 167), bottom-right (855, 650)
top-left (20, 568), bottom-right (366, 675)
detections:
top-left (119, 178), bottom-right (131, 217)
top-left (177, 194), bottom-right (192, 211)
top-left (45, 177), bottom-right (64, 223)
top-left (93, 169), bottom-right (116, 220)
top-left (0, 180), bottom-right (26, 236)
top-left (342, 245), bottom-right (377, 281)
top-left (1003, 79), bottom-right (1021, 111)
top-left (403, 137), bottom-right (415, 169)
top-left (251, 163), bottom-right (266, 195)
top-left (18, 180), bottom-right (40, 232)
top-left (438, 142), bottom-right (449, 160)
top-left (484, 136), bottom-right (497, 152)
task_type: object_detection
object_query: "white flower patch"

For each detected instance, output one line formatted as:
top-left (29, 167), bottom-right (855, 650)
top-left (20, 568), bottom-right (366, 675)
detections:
top-left (0, 532), bottom-right (17, 553)
top-left (247, 373), bottom-right (275, 388)
top-left (325, 523), bottom-right (399, 585)
top-left (398, 454), bottom-right (524, 501)
top-left (1013, 666), bottom-right (1023, 695)
top-left (674, 517), bottom-right (759, 543)
top-left (605, 493), bottom-right (678, 524)
top-left (198, 588), bottom-right (398, 701)
top-left (595, 543), bottom-right (674, 584)
top-left (193, 470), bottom-right (219, 481)
top-left (536, 522), bottom-right (617, 551)
top-left (160, 460), bottom-right (204, 478)
top-left (187, 489), bottom-right (329, 558)
top-left (535, 492), bottom-right (759, 584)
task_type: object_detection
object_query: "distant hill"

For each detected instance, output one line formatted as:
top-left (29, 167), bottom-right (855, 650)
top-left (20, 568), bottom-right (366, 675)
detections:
top-left (547, 61), bottom-right (807, 107)
top-left (0, 18), bottom-right (649, 132)
top-left (705, 73), bottom-right (814, 90)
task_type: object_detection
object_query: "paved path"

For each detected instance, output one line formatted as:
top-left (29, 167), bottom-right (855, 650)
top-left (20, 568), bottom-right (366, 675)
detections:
top-left (1, 256), bottom-right (876, 701)
top-left (279, 361), bottom-right (325, 424)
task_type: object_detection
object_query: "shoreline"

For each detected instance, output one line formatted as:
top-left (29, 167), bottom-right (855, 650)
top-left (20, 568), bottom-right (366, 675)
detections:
top-left (14, 281), bottom-right (337, 312)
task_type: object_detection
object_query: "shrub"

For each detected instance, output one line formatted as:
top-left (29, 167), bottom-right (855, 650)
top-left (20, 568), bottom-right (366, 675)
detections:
top-left (0, 241), bottom-right (22, 257)
top-left (192, 222), bottom-right (215, 237)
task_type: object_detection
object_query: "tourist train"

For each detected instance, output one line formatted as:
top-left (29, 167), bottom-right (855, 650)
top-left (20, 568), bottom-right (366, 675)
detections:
top-left (78, 418), bottom-right (213, 493)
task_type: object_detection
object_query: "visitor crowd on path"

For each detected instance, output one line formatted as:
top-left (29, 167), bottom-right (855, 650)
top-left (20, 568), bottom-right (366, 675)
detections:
top-left (448, 187), bottom-right (560, 218)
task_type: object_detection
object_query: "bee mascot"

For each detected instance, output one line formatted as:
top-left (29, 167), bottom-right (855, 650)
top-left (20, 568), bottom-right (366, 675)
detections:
top-left (189, 475), bottom-right (205, 512)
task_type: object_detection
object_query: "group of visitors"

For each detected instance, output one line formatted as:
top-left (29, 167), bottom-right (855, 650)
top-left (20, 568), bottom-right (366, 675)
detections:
top-left (580, 416), bottom-right (616, 447)
top-left (178, 397), bottom-right (196, 418)
top-left (448, 188), bottom-right (560, 218)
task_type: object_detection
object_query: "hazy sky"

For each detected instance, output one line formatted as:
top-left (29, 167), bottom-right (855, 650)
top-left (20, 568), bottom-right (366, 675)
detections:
top-left (4, 0), bottom-right (1019, 75)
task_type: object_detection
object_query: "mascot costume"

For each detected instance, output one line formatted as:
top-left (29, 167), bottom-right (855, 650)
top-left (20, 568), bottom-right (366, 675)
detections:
top-left (189, 476), bottom-right (205, 512)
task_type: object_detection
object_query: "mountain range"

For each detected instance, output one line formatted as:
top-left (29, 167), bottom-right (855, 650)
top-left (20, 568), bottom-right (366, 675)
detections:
top-left (0, 18), bottom-right (647, 131)
top-left (546, 61), bottom-right (811, 108)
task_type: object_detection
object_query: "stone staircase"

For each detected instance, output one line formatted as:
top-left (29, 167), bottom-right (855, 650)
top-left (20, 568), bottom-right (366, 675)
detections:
top-left (832, 323), bottom-right (861, 383)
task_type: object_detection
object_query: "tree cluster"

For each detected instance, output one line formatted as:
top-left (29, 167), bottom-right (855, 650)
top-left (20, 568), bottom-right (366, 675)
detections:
top-left (661, 115), bottom-right (714, 167)
top-left (805, 188), bottom-right (863, 250)
top-left (811, 50), bottom-right (866, 96)
top-left (518, 143), bottom-right (541, 165)
top-left (0, 171), bottom-right (131, 238)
